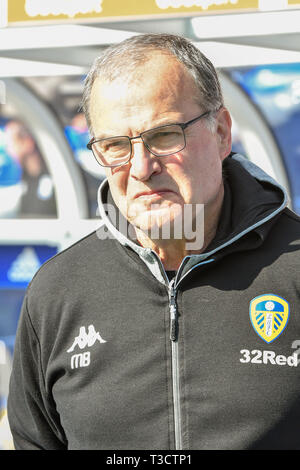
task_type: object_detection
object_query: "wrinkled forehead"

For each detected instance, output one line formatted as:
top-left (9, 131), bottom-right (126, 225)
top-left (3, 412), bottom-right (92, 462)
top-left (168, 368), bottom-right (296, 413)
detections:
top-left (96, 51), bottom-right (193, 88)
top-left (89, 54), bottom-right (200, 126)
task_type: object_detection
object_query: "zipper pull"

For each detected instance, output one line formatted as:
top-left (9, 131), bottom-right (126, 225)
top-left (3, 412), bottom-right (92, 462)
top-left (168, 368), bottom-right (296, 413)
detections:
top-left (169, 281), bottom-right (178, 342)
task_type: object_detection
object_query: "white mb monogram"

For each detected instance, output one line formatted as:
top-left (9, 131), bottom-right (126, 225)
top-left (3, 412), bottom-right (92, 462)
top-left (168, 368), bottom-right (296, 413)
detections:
top-left (67, 325), bottom-right (106, 353)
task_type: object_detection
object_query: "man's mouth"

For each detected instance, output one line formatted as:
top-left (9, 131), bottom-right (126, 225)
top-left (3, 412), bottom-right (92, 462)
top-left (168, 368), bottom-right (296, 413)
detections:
top-left (133, 190), bottom-right (174, 200)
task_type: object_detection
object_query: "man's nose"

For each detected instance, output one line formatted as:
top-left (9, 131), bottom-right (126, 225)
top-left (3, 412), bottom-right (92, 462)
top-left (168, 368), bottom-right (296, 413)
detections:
top-left (129, 139), bottom-right (161, 181)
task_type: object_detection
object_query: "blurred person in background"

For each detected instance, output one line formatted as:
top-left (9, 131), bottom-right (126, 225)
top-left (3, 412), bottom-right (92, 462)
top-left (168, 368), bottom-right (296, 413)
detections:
top-left (7, 33), bottom-right (300, 450)
top-left (65, 112), bottom-right (106, 216)
top-left (0, 146), bottom-right (23, 218)
top-left (4, 120), bottom-right (56, 217)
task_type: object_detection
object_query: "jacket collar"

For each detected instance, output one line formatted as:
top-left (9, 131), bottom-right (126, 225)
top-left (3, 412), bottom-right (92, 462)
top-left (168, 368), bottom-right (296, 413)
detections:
top-left (97, 153), bottom-right (288, 285)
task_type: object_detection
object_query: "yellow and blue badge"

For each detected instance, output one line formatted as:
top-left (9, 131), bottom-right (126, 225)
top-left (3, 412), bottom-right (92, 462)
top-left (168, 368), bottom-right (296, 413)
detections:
top-left (250, 294), bottom-right (290, 343)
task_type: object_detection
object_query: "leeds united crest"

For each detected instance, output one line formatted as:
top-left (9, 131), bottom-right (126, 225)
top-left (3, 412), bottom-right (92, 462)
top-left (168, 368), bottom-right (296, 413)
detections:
top-left (250, 294), bottom-right (289, 343)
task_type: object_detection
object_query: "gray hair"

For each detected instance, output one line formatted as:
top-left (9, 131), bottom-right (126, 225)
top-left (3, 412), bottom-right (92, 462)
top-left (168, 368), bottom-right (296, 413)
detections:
top-left (81, 33), bottom-right (224, 134)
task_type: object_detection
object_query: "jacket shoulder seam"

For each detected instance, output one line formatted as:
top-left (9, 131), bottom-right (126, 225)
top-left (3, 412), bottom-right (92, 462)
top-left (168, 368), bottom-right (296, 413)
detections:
top-left (27, 229), bottom-right (98, 289)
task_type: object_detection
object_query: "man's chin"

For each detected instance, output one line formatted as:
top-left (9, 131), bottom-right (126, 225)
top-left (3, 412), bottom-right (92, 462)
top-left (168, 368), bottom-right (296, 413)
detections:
top-left (130, 206), bottom-right (184, 241)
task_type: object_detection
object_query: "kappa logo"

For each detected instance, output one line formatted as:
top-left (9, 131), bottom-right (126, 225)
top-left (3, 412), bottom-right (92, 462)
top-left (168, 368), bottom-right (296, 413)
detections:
top-left (67, 325), bottom-right (106, 369)
top-left (67, 325), bottom-right (106, 353)
top-left (250, 294), bottom-right (290, 343)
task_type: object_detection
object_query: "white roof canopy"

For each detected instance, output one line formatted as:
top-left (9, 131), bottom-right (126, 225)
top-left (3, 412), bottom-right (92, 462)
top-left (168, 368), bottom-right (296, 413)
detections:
top-left (0, 8), bottom-right (300, 76)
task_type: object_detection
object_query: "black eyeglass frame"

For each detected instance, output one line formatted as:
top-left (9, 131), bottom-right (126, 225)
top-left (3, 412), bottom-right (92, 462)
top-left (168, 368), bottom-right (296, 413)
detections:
top-left (87, 110), bottom-right (211, 168)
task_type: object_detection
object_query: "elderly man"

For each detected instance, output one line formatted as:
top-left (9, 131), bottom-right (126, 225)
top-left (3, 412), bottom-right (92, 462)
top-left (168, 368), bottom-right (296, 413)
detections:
top-left (8, 34), bottom-right (300, 450)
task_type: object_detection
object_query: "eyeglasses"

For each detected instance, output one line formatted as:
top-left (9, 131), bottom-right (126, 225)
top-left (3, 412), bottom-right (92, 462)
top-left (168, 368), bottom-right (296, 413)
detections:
top-left (87, 110), bottom-right (211, 168)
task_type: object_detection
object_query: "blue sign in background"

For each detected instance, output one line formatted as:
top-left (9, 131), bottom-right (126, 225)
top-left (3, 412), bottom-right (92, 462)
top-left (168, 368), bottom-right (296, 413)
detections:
top-left (0, 244), bottom-right (58, 355)
top-left (0, 244), bottom-right (57, 289)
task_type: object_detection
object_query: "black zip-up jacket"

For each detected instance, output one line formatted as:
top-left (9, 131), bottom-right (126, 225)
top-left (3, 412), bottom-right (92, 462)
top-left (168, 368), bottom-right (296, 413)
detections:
top-left (7, 154), bottom-right (300, 449)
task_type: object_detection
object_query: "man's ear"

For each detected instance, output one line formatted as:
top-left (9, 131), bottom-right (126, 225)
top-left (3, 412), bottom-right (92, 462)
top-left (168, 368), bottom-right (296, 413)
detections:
top-left (216, 107), bottom-right (232, 161)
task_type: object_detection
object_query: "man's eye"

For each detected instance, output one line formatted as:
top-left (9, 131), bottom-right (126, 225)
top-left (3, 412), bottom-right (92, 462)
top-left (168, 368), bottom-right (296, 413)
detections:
top-left (103, 140), bottom-right (125, 152)
top-left (153, 130), bottom-right (180, 140)
top-left (155, 131), bottom-right (171, 137)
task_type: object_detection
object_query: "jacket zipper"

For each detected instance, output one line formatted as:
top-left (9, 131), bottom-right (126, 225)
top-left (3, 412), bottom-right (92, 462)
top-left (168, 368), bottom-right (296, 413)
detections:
top-left (167, 259), bottom-right (215, 450)
top-left (168, 279), bottom-right (182, 450)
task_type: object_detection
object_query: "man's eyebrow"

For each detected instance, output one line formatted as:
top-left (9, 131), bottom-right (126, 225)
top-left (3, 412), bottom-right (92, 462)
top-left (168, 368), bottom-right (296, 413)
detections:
top-left (93, 132), bottom-right (124, 140)
top-left (93, 118), bottom-right (185, 140)
top-left (150, 116), bottom-right (185, 128)
top-left (150, 120), bottom-right (182, 128)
